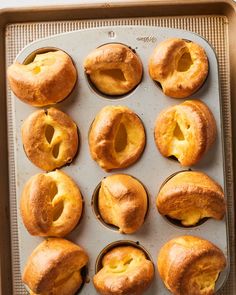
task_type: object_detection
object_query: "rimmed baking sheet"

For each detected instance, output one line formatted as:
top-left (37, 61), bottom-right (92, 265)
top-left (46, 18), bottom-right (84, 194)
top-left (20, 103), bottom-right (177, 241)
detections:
top-left (8, 25), bottom-right (230, 294)
top-left (0, 2), bottom-right (235, 293)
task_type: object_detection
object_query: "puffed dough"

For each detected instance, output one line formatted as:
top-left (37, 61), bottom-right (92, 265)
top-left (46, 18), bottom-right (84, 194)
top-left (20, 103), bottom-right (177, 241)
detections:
top-left (22, 107), bottom-right (78, 171)
top-left (157, 171), bottom-right (226, 226)
top-left (20, 170), bottom-right (83, 237)
top-left (157, 236), bottom-right (226, 295)
top-left (149, 38), bottom-right (208, 98)
top-left (154, 100), bottom-right (216, 166)
top-left (98, 174), bottom-right (148, 233)
top-left (84, 43), bottom-right (142, 95)
top-left (23, 238), bottom-right (88, 295)
top-left (89, 106), bottom-right (145, 171)
top-left (93, 246), bottom-right (154, 295)
top-left (7, 50), bottom-right (77, 106)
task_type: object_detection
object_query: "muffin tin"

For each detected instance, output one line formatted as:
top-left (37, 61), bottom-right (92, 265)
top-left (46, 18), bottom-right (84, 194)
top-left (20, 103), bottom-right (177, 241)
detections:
top-left (12, 26), bottom-right (229, 294)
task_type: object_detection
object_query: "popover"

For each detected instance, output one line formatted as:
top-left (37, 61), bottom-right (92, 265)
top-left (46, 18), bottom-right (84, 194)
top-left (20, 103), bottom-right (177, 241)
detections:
top-left (98, 174), bottom-right (148, 234)
top-left (89, 105), bottom-right (145, 171)
top-left (149, 38), bottom-right (208, 98)
top-left (23, 238), bottom-right (88, 295)
top-left (22, 107), bottom-right (78, 171)
top-left (84, 43), bottom-right (142, 95)
top-left (157, 171), bottom-right (226, 226)
top-left (157, 235), bottom-right (226, 295)
top-left (154, 99), bottom-right (216, 166)
top-left (94, 246), bottom-right (154, 295)
top-left (7, 50), bottom-right (77, 106)
top-left (20, 170), bottom-right (83, 237)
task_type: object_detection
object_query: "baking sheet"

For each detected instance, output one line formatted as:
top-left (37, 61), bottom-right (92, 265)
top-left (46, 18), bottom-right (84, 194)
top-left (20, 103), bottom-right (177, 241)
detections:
top-left (11, 26), bottom-right (229, 294)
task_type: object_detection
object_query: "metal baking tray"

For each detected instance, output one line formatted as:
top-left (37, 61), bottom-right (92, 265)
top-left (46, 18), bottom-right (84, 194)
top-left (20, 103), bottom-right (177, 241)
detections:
top-left (12, 26), bottom-right (228, 295)
top-left (0, 1), bottom-right (235, 294)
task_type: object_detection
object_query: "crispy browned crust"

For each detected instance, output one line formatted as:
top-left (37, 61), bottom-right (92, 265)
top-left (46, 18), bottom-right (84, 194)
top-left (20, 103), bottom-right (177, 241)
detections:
top-left (149, 38), bottom-right (208, 98)
top-left (157, 236), bottom-right (226, 295)
top-left (84, 43), bottom-right (143, 95)
top-left (23, 238), bottom-right (88, 295)
top-left (154, 99), bottom-right (216, 166)
top-left (89, 106), bottom-right (146, 171)
top-left (98, 174), bottom-right (148, 234)
top-left (93, 246), bottom-right (154, 295)
top-left (183, 100), bottom-right (217, 150)
top-left (20, 170), bottom-right (83, 237)
top-left (22, 107), bottom-right (78, 171)
top-left (156, 171), bottom-right (226, 226)
top-left (7, 50), bottom-right (77, 106)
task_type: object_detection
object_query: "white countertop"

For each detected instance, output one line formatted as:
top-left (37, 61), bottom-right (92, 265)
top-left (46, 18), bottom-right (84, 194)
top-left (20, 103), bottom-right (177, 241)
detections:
top-left (0, 0), bottom-right (120, 9)
top-left (1, 0), bottom-right (235, 9)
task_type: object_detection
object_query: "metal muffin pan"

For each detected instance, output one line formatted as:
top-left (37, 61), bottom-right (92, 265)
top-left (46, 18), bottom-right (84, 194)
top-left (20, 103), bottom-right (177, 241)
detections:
top-left (12, 26), bottom-right (229, 294)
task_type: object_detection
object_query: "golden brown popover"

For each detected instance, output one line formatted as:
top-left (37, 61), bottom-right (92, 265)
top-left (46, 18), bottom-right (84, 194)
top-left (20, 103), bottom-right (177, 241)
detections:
top-left (7, 50), bottom-right (77, 106)
top-left (149, 38), bottom-right (208, 98)
top-left (22, 107), bottom-right (78, 171)
top-left (84, 43), bottom-right (142, 95)
top-left (89, 106), bottom-right (145, 171)
top-left (98, 174), bottom-right (148, 233)
top-left (94, 246), bottom-right (154, 295)
top-left (23, 238), bottom-right (88, 295)
top-left (157, 235), bottom-right (226, 295)
top-left (20, 170), bottom-right (83, 237)
top-left (157, 171), bottom-right (226, 226)
top-left (154, 100), bottom-right (216, 166)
